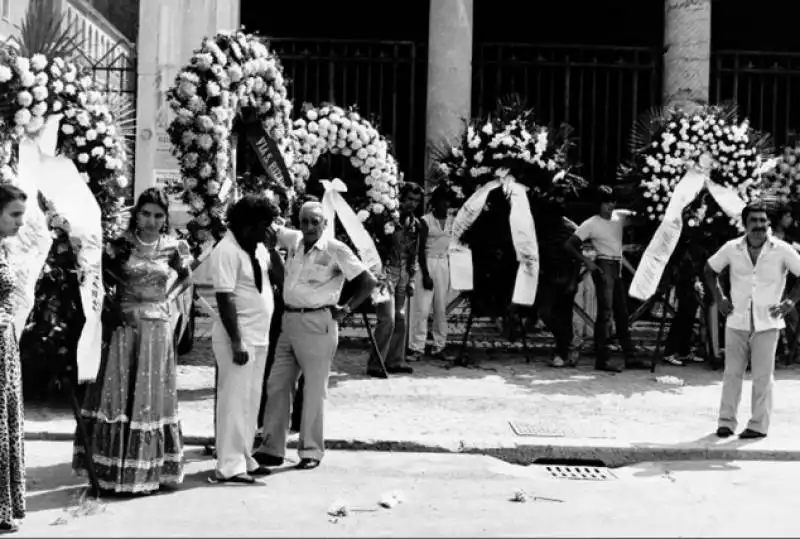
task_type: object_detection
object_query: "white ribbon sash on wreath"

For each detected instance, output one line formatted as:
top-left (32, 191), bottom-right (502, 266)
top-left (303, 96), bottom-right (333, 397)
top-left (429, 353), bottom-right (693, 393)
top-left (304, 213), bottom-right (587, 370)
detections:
top-left (629, 162), bottom-right (747, 302)
top-left (320, 178), bottom-right (383, 274)
top-left (33, 115), bottom-right (105, 383)
top-left (448, 178), bottom-right (539, 306)
top-left (8, 139), bottom-right (54, 342)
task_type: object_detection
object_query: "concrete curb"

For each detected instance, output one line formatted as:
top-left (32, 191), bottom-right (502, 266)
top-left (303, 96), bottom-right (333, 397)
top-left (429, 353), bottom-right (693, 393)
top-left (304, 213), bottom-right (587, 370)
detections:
top-left (25, 430), bottom-right (800, 468)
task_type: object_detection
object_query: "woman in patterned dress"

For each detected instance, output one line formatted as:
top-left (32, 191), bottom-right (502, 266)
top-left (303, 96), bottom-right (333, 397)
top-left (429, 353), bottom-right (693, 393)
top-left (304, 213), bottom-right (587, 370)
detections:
top-left (73, 187), bottom-right (192, 495)
top-left (0, 184), bottom-right (29, 534)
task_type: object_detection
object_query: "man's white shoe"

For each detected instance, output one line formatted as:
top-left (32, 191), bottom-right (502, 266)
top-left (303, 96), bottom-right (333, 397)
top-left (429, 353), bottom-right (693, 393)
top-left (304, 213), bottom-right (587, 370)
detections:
top-left (663, 354), bottom-right (684, 366)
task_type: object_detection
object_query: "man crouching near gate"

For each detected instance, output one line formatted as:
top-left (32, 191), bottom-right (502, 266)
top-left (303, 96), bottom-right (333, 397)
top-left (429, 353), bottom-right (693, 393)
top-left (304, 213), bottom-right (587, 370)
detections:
top-left (253, 201), bottom-right (376, 470)
top-left (705, 200), bottom-right (800, 440)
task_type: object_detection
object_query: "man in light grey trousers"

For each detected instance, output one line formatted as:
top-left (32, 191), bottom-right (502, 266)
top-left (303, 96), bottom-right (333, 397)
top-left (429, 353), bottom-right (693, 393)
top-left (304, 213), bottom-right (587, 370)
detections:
top-left (704, 201), bottom-right (800, 440)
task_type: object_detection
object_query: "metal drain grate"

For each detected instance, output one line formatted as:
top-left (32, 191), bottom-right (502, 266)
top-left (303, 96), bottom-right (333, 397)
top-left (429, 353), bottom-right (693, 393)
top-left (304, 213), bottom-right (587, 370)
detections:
top-left (544, 465), bottom-right (616, 481)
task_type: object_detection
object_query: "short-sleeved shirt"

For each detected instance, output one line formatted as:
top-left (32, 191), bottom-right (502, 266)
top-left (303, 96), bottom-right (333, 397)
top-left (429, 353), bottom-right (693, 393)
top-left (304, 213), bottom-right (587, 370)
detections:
top-left (278, 227), bottom-right (368, 309)
top-left (210, 230), bottom-right (274, 346)
top-left (575, 210), bottom-right (631, 259)
top-left (707, 235), bottom-right (800, 332)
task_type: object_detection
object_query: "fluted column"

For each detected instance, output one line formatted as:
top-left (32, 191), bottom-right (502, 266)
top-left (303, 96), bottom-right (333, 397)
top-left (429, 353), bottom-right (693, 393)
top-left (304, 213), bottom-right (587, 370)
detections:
top-left (424, 0), bottom-right (474, 189)
top-left (662, 0), bottom-right (712, 107)
top-left (134, 0), bottom-right (240, 199)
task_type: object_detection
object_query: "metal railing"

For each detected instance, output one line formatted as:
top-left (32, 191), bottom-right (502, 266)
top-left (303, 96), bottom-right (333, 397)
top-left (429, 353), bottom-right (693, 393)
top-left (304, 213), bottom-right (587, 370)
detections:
top-left (473, 43), bottom-right (661, 185)
top-left (711, 50), bottom-right (800, 148)
top-left (267, 37), bottom-right (427, 183)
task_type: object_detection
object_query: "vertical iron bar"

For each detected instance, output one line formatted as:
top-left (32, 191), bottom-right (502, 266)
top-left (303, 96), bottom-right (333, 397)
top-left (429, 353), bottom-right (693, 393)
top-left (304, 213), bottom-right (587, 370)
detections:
top-left (408, 43), bottom-right (417, 178)
top-left (391, 44), bottom-right (400, 158)
top-left (563, 54), bottom-right (571, 123)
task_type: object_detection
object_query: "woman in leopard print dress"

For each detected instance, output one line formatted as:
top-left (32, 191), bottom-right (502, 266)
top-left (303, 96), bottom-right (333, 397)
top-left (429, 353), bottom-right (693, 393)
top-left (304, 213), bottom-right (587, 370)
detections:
top-left (0, 184), bottom-right (29, 534)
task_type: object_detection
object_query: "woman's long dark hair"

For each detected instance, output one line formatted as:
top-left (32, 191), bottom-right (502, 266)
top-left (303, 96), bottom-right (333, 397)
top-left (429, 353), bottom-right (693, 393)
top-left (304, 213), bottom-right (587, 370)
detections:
top-left (0, 183), bottom-right (27, 212)
top-left (128, 187), bottom-right (170, 234)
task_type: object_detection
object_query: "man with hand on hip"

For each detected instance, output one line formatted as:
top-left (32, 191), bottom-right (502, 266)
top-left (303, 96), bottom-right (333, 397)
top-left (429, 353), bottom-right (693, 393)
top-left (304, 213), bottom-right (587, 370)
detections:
top-left (254, 201), bottom-right (376, 470)
top-left (705, 200), bottom-right (800, 440)
top-left (210, 195), bottom-right (280, 484)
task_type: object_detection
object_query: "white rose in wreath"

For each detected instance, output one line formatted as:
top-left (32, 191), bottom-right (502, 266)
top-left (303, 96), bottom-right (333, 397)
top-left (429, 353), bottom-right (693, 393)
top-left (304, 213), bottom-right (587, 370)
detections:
top-left (31, 101), bottom-right (48, 117)
top-left (372, 203), bottom-right (385, 215)
top-left (14, 109), bottom-right (31, 126)
top-left (86, 129), bottom-right (98, 141)
top-left (207, 180), bottom-right (221, 196)
top-left (20, 72), bottom-right (35, 88)
top-left (25, 116), bottom-right (44, 133)
top-left (17, 91), bottom-right (33, 107)
top-left (61, 124), bottom-right (74, 135)
top-left (357, 209), bottom-right (370, 222)
top-left (198, 163), bottom-right (213, 179)
top-left (32, 86), bottom-right (48, 101)
top-left (185, 177), bottom-right (199, 190)
top-left (116, 175), bottom-right (129, 188)
top-left (384, 222), bottom-right (395, 235)
top-left (77, 153), bottom-right (89, 164)
top-left (0, 66), bottom-right (12, 83)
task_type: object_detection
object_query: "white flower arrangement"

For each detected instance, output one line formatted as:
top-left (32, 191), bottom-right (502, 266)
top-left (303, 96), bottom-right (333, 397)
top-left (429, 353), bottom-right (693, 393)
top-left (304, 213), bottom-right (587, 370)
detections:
top-left (625, 104), bottom-right (771, 231)
top-left (291, 103), bottom-right (401, 243)
top-left (434, 106), bottom-right (581, 213)
top-left (167, 30), bottom-right (295, 250)
top-left (0, 50), bottom-right (129, 238)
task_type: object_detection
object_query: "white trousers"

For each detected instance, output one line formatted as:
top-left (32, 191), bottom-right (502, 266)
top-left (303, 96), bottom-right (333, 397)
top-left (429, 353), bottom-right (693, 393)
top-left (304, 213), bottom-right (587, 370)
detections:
top-left (410, 256), bottom-right (450, 353)
top-left (718, 327), bottom-right (779, 434)
top-left (212, 324), bottom-right (268, 478)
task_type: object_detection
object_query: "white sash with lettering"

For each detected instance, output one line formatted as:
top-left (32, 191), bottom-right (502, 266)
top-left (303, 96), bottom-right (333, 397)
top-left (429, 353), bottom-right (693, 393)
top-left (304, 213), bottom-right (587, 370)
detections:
top-left (34, 115), bottom-right (104, 383)
top-left (629, 157), bottom-right (747, 301)
top-left (448, 177), bottom-right (539, 305)
top-left (320, 178), bottom-right (383, 274)
top-left (8, 137), bottom-right (54, 340)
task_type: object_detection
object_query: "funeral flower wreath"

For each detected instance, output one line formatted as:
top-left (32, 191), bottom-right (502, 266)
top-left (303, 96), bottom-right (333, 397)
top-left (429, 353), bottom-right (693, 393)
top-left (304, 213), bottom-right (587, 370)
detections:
top-left (291, 103), bottom-right (401, 253)
top-left (167, 30), bottom-right (295, 251)
top-left (0, 49), bottom-right (130, 236)
top-left (621, 104), bottom-right (772, 231)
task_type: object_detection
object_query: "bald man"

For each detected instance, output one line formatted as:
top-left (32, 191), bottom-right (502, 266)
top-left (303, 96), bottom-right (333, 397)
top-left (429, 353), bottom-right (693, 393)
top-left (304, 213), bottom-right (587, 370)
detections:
top-left (253, 202), bottom-right (376, 470)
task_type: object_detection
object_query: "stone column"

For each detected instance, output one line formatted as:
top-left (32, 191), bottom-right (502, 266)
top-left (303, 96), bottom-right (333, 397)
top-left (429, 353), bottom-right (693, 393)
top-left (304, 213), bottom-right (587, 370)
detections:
top-left (424, 0), bottom-right (474, 189)
top-left (662, 0), bottom-right (712, 107)
top-left (134, 0), bottom-right (240, 199)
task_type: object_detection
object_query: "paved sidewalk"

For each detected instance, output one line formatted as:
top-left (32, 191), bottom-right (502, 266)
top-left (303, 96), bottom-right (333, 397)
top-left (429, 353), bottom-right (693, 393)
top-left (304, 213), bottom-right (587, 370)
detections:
top-left (24, 342), bottom-right (800, 466)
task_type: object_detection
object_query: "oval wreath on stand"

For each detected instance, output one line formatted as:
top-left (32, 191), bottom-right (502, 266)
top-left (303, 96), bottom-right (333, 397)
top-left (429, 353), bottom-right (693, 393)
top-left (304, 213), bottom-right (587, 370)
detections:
top-left (290, 102), bottom-right (401, 301)
top-left (432, 97), bottom-right (585, 341)
top-left (167, 30), bottom-right (295, 257)
top-left (0, 48), bottom-right (131, 398)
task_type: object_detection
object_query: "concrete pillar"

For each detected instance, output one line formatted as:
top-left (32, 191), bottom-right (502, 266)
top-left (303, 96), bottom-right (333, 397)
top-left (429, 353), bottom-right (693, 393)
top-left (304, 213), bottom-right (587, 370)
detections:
top-left (134, 0), bottom-right (240, 200)
top-left (423, 0), bottom-right (473, 190)
top-left (662, 0), bottom-right (712, 107)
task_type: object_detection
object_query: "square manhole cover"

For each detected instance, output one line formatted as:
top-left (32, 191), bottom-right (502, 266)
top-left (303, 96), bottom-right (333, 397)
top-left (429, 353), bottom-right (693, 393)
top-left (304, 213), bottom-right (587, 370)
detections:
top-left (545, 465), bottom-right (616, 481)
top-left (508, 420), bottom-right (611, 439)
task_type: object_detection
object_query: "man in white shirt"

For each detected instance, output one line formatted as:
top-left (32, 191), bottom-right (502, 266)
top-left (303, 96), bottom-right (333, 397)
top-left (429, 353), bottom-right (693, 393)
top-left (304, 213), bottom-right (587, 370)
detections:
top-left (565, 185), bottom-right (647, 372)
top-left (705, 201), bottom-right (800, 439)
top-left (253, 201), bottom-right (376, 470)
top-left (210, 195), bottom-right (280, 484)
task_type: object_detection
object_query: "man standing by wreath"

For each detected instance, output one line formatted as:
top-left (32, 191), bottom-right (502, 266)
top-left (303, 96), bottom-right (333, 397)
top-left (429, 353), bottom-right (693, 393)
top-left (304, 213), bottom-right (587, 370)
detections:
top-left (565, 185), bottom-right (648, 372)
top-left (367, 182), bottom-right (424, 377)
top-left (254, 201), bottom-right (376, 470)
top-left (705, 201), bottom-right (800, 439)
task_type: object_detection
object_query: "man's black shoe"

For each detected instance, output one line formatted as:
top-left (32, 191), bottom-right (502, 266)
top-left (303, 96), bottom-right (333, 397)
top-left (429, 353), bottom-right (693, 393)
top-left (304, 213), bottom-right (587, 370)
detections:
top-left (595, 362), bottom-right (622, 373)
top-left (251, 452), bottom-right (284, 467)
top-left (716, 426), bottom-right (734, 438)
top-left (738, 428), bottom-right (767, 439)
top-left (366, 368), bottom-right (389, 379)
top-left (387, 365), bottom-right (413, 374)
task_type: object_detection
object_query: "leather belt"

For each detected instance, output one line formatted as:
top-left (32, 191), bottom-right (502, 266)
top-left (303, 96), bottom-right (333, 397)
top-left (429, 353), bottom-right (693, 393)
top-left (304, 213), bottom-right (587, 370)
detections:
top-left (284, 305), bottom-right (333, 314)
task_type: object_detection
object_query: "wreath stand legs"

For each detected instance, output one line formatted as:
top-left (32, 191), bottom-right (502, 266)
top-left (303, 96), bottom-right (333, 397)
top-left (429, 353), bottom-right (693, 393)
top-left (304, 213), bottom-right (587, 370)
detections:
top-left (454, 296), bottom-right (531, 367)
top-left (64, 376), bottom-right (101, 497)
top-left (361, 311), bottom-right (390, 378)
top-left (649, 273), bottom-right (676, 374)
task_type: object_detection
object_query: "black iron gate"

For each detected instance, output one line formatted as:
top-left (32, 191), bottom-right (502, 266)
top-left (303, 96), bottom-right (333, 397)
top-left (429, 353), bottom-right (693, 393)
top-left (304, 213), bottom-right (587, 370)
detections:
top-left (711, 50), bottom-right (800, 148)
top-left (473, 43), bottom-right (661, 185)
top-left (268, 38), bottom-right (428, 183)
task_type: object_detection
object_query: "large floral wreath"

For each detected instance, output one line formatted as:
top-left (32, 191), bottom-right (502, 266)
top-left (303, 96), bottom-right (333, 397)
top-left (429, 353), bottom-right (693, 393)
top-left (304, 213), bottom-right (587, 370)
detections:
top-left (167, 30), bottom-right (295, 254)
top-left (0, 47), bottom-right (131, 394)
top-left (431, 98), bottom-right (584, 321)
top-left (620, 103), bottom-right (772, 237)
top-left (432, 99), bottom-right (584, 245)
top-left (763, 136), bottom-right (800, 202)
top-left (290, 103), bottom-right (400, 259)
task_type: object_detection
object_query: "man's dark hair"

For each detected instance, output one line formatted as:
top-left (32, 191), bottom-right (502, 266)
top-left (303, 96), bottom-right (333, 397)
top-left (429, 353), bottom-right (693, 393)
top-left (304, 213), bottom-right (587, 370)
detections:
top-left (595, 185), bottom-right (616, 205)
top-left (741, 200), bottom-right (770, 225)
top-left (227, 194), bottom-right (280, 236)
top-left (399, 181), bottom-right (423, 200)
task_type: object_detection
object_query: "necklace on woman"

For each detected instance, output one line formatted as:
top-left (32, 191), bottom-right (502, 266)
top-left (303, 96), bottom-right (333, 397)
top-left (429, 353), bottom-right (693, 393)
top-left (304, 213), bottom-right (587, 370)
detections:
top-left (135, 232), bottom-right (159, 248)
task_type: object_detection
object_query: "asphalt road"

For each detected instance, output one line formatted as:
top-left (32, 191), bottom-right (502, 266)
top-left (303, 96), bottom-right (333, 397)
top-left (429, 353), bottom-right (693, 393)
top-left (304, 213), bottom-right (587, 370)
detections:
top-left (17, 442), bottom-right (800, 537)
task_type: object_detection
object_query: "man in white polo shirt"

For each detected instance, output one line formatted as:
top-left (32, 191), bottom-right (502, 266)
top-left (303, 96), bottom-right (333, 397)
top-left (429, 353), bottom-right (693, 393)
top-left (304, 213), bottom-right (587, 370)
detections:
top-left (254, 201), bottom-right (376, 470)
top-left (705, 200), bottom-right (800, 439)
top-left (565, 185), bottom-right (647, 372)
top-left (210, 195), bottom-right (280, 484)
